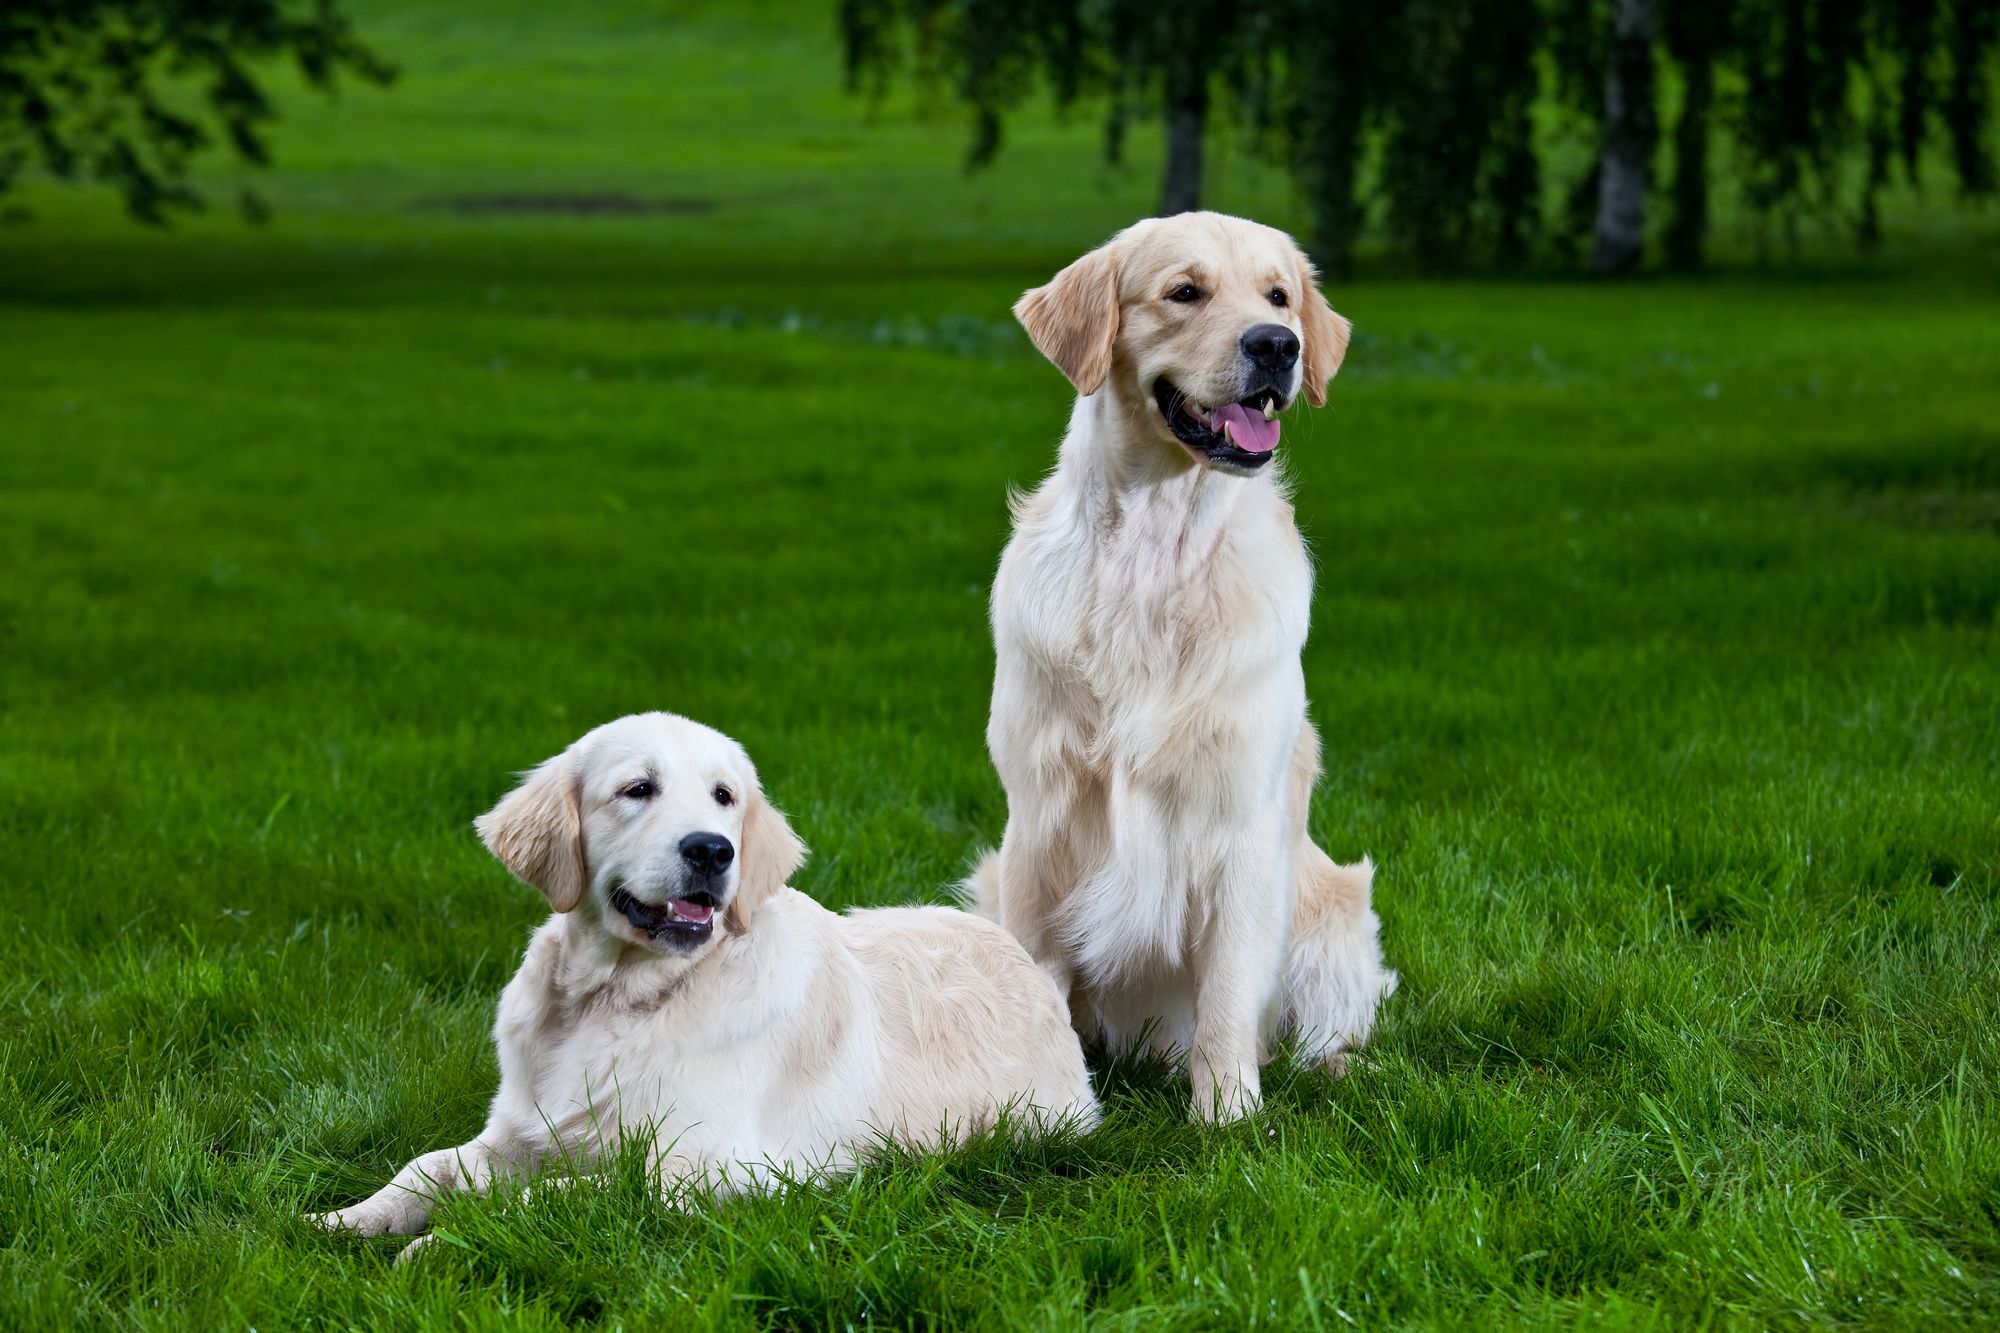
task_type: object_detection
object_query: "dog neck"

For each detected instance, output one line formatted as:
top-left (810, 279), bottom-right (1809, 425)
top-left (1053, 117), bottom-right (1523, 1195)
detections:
top-left (545, 892), bottom-right (811, 1039)
top-left (549, 902), bottom-right (717, 1013)
top-left (1057, 383), bottom-right (1274, 572)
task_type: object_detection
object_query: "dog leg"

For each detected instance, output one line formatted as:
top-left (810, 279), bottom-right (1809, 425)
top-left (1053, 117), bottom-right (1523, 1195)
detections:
top-left (312, 1138), bottom-right (505, 1238)
top-left (1281, 849), bottom-right (1396, 1070)
top-left (958, 849), bottom-right (1003, 922)
top-left (964, 847), bottom-right (1075, 1003)
top-left (1188, 833), bottom-right (1290, 1123)
top-left (991, 824), bottom-right (1085, 1006)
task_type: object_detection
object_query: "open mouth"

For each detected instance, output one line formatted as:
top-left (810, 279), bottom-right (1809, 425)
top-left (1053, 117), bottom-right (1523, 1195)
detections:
top-left (1152, 379), bottom-right (1287, 470)
top-left (609, 883), bottom-right (720, 945)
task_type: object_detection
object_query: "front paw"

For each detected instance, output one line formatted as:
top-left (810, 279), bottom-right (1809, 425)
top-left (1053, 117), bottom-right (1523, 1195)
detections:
top-left (309, 1204), bottom-right (404, 1237)
top-left (517, 1174), bottom-right (584, 1209)
top-left (1191, 1094), bottom-right (1261, 1124)
top-left (310, 1207), bottom-right (367, 1235)
top-left (1190, 1074), bottom-right (1262, 1124)
top-left (395, 1234), bottom-right (437, 1265)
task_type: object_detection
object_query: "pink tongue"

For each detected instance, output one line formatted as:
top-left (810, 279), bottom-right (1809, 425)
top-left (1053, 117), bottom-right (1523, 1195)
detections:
top-left (669, 897), bottom-right (714, 925)
top-left (1212, 403), bottom-right (1279, 454)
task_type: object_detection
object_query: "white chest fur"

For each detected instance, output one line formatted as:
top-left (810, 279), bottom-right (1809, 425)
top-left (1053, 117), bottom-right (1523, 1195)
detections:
top-left (985, 406), bottom-right (1314, 997)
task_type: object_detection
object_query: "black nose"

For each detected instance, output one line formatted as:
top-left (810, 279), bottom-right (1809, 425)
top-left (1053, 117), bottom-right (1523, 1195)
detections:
top-left (1241, 323), bottom-right (1300, 374)
top-left (679, 832), bottom-right (734, 876)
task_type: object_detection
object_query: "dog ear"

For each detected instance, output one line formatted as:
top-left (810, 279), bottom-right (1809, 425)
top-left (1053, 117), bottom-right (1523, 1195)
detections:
top-left (1296, 255), bottom-right (1351, 408)
top-left (476, 751), bottom-right (587, 913)
top-left (724, 786), bottom-right (805, 935)
top-left (1014, 243), bottom-right (1121, 396)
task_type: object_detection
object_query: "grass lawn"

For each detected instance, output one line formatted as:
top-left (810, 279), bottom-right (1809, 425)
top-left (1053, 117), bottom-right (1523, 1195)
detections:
top-left (3, 0), bottom-right (1998, 1325)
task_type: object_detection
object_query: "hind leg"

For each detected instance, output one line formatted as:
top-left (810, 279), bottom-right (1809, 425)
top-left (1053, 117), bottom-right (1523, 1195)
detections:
top-left (969, 835), bottom-right (1080, 1005)
top-left (1282, 850), bottom-right (1396, 1070)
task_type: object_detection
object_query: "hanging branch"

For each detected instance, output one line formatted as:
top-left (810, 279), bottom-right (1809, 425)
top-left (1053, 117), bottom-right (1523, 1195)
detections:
top-left (0, 0), bottom-right (393, 224)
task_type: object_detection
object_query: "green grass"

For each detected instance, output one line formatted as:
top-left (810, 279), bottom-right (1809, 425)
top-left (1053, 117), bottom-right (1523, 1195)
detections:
top-left (3, 1), bottom-right (1998, 1326)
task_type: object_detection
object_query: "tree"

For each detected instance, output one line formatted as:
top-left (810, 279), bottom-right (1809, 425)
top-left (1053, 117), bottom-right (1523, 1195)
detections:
top-left (1589, 0), bottom-right (1658, 273)
top-left (1268, 0), bottom-right (1543, 271)
top-left (840, 0), bottom-right (1999, 272)
top-left (1575, 0), bottom-right (2000, 270)
top-left (840, 0), bottom-right (1260, 216)
top-left (1659, 0), bottom-right (1731, 268)
top-left (843, 0), bottom-right (1545, 263)
top-left (1154, 4), bottom-right (1215, 214)
top-left (0, 0), bottom-right (392, 224)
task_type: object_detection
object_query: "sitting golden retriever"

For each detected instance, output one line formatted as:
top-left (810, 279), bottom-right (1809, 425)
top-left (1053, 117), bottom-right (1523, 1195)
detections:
top-left (316, 712), bottom-right (1096, 1252)
top-left (965, 212), bottom-right (1396, 1122)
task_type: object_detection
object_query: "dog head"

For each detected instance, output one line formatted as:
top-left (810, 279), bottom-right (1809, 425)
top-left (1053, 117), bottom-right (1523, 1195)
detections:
top-left (1014, 212), bottom-right (1350, 476)
top-left (476, 712), bottom-right (805, 963)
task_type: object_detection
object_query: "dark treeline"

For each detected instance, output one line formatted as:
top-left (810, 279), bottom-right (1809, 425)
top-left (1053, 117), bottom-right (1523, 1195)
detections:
top-left (0, 0), bottom-right (392, 224)
top-left (842, 0), bottom-right (2000, 272)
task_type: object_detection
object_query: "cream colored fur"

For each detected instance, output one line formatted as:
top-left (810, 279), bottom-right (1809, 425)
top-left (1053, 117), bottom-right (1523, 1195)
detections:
top-left (316, 712), bottom-right (1097, 1254)
top-left (969, 212), bottom-right (1396, 1123)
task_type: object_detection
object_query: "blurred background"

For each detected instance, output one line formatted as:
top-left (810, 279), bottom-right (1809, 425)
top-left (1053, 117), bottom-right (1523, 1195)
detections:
top-left (7, 0), bottom-right (1998, 273)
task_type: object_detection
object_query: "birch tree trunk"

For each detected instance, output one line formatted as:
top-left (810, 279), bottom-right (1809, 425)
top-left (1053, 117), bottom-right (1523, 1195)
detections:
top-left (1590, 0), bottom-right (1658, 274)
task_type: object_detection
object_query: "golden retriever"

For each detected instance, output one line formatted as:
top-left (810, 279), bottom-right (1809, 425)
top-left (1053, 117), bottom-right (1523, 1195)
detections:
top-left (964, 212), bottom-right (1396, 1122)
top-left (316, 712), bottom-right (1097, 1253)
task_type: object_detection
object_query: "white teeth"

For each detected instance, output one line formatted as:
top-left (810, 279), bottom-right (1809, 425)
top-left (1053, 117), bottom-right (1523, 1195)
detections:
top-left (1262, 401), bottom-right (1279, 421)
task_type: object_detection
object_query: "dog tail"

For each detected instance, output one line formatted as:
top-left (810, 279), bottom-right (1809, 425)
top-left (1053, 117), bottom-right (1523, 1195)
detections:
top-left (1282, 848), bottom-right (1397, 1071)
top-left (956, 848), bottom-right (1003, 921)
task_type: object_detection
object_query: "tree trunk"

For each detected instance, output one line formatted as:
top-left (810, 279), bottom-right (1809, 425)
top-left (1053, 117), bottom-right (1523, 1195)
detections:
top-left (1590, 0), bottom-right (1658, 274)
top-left (1664, 53), bottom-right (1713, 269)
top-left (1160, 59), bottom-right (1207, 216)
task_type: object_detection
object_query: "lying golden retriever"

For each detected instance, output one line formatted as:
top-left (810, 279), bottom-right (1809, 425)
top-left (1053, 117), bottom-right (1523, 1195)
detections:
top-left (316, 712), bottom-right (1096, 1253)
top-left (965, 212), bottom-right (1396, 1122)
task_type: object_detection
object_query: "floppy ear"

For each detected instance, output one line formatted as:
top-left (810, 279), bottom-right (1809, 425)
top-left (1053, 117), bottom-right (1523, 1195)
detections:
top-left (1296, 255), bottom-right (1352, 408)
top-left (1013, 243), bottom-right (1121, 396)
top-left (475, 752), bottom-right (587, 913)
top-left (724, 787), bottom-right (805, 935)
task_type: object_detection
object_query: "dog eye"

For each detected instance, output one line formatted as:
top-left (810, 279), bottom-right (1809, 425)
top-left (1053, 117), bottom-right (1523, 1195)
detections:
top-left (1166, 284), bottom-right (1201, 304)
top-left (1269, 288), bottom-right (1289, 308)
top-left (618, 780), bottom-right (655, 801)
top-left (712, 785), bottom-right (734, 807)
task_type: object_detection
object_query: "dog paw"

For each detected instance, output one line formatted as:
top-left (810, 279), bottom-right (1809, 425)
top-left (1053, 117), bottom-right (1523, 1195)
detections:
top-left (1322, 1045), bottom-right (1386, 1079)
top-left (518, 1175), bottom-right (582, 1209)
top-left (310, 1206), bottom-right (391, 1237)
top-left (394, 1234), bottom-right (437, 1266)
top-left (1190, 1077), bottom-right (1262, 1124)
top-left (1192, 1101), bottom-right (1261, 1125)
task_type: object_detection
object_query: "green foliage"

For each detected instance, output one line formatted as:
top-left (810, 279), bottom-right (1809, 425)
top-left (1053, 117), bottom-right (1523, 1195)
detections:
top-left (841, 0), bottom-right (2000, 271)
top-left (1274, 0), bottom-right (1545, 271)
top-left (1572, 0), bottom-right (2000, 262)
top-left (0, 0), bottom-right (392, 223)
top-left (1286, 0), bottom-right (2000, 269)
top-left (842, 0), bottom-right (1258, 171)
